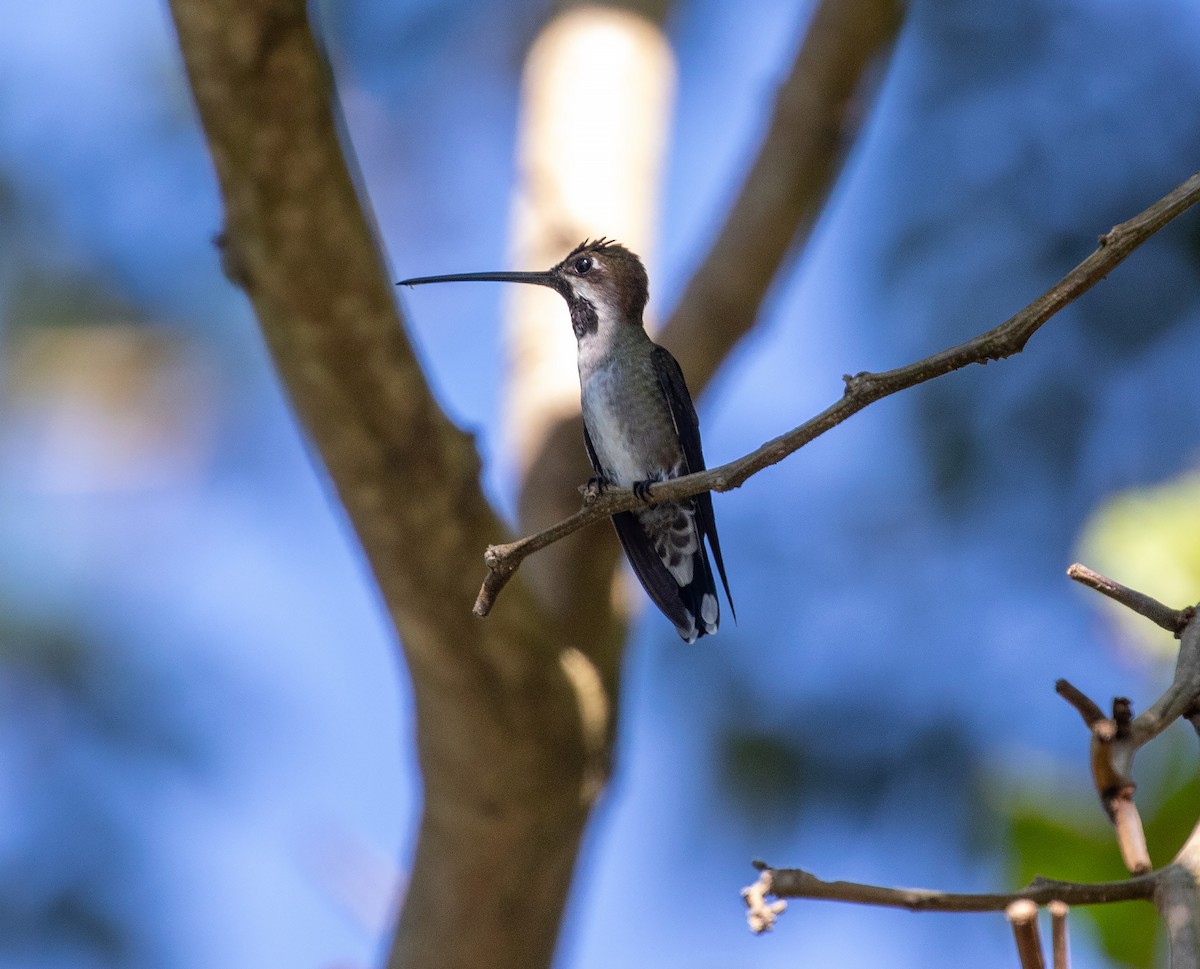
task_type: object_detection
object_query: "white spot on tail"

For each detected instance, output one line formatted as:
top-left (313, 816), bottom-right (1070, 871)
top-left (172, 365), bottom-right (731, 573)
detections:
top-left (701, 593), bottom-right (718, 634)
top-left (667, 552), bottom-right (695, 585)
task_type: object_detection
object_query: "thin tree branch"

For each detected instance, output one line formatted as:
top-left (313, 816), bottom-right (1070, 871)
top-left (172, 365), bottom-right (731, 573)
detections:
top-left (1067, 563), bottom-right (1191, 634)
top-left (476, 170), bottom-right (1200, 615)
top-left (1112, 793), bottom-right (1152, 875)
top-left (1055, 679), bottom-right (1107, 728)
top-left (1006, 899), bottom-right (1046, 969)
top-left (658, 0), bottom-right (904, 388)
top-left (1048, 901), bottom-right (1070, 969)
top-left (1056, 681), bottom-right (1152, 870)
top-left (742, 863), bottom-right (1156, 932)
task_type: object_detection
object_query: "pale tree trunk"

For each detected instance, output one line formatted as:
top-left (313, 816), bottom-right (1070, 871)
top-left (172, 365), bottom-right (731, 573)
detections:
top-left (165, 0), bottom-right (902, 967)
top-left (505, 0), bottom-right (677, 683)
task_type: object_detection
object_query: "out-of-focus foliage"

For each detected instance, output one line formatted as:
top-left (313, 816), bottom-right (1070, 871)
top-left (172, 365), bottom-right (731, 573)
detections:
top-left (1079, 473), bottom-right (1200, 658)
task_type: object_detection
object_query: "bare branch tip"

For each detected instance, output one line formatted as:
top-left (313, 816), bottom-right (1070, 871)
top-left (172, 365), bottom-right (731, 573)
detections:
top-left (742, 869), bottom-right (786, 935)
top-left (1055, 679), bottom-right (1106, 727)
top-left (472, 587), bottom-right (494, 617)
top-left (1111, 796), bottom-right (1151, 875)
top-left (1066, 563), bottom-right (1186, 632)
top-left (1005, 898), bottom-right (1039, 923)
top-left (1006, 899), bottom-right (1046, 969)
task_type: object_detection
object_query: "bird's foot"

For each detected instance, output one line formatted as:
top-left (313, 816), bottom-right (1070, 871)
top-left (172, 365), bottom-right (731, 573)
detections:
top-left (632, 478), bottom-right (656, 503)
top-left (582, 475), bottom-right (612, 503)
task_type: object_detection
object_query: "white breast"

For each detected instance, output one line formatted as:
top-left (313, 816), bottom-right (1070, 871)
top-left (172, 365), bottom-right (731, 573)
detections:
top-left (581, 361), bottom-right (644, 487)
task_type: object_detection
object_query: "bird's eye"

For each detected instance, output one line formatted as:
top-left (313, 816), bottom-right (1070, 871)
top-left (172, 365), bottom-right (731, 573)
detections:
top-left (574, 256), bottom-right (593, 275)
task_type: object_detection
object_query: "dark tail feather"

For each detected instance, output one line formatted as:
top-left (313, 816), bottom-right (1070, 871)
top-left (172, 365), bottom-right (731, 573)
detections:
top-left (697, 491), bottom-right (735, 620)
top-left (611, 510), bottom-right (719, 643)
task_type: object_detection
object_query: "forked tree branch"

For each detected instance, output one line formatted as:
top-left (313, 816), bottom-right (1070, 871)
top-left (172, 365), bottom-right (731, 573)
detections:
top-left (475, 170), bottom-right (1200, 616)
top-left (1057, 566), bottom-right (1200, 876)
top-left (746, 573), bottom-right (1200, 955)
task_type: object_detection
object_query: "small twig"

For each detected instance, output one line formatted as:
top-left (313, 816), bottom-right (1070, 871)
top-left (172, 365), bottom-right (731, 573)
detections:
top-left (1056, 681), bottom-right (1153, 873)
top-left (1067, 563), bottom-right (1190, 634)
top-left (747, 865), bottom-right (1157, 917)
top-left (1055, 679), bottom-right (1106, 727)
top-left (1112, 793), bottom-right (1152, 876)
top-left (1048, 901), bottom-right (1070, 969)
top-left (475, 171), bottom-right (1200, 615)
top-left (1006, 899), bottom-right (1046, 969)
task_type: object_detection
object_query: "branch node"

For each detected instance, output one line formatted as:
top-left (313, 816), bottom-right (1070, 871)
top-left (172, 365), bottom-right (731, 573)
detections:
top-left (842, 371), bottom-right (877, 396)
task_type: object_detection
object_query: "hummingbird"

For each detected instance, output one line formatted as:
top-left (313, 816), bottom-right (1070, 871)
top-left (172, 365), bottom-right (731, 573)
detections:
top-left (398, 238), bottom-right (734, 642)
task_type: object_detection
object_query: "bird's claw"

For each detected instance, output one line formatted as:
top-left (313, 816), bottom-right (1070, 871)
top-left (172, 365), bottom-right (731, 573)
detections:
top-left (632, 479), bottom-right (655, 503)
top-left (582, 476), bottom-right (611, 503)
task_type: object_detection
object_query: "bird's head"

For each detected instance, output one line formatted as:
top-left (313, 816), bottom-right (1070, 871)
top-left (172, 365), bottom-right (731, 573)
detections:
top-left (398, 237), bottom-right (649, 338)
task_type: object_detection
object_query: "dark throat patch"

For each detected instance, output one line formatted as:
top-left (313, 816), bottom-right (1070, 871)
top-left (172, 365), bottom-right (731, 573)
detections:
top-left (569, 297), bottom-right (599, 339)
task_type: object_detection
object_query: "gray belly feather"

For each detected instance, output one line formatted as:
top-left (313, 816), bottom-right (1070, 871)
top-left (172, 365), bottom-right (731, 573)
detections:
top-left (581, 361), bottom-right (681, 486)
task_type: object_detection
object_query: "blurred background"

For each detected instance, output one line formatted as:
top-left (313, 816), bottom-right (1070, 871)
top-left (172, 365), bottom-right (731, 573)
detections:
top-left (2, 0), bottom-right (1200, 967)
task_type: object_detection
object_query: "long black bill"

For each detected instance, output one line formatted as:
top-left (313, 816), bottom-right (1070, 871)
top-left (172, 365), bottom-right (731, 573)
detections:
top-left (397, 270), bottom-right (559, 289)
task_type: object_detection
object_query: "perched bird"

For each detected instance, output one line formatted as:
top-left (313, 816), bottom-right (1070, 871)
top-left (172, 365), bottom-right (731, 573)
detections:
top-left (399, 238), bottom-right (733, 642)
